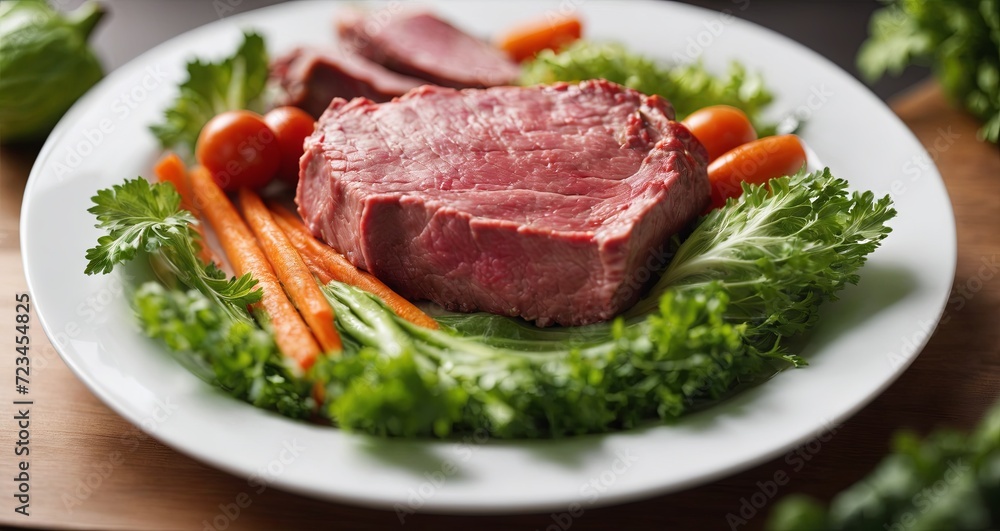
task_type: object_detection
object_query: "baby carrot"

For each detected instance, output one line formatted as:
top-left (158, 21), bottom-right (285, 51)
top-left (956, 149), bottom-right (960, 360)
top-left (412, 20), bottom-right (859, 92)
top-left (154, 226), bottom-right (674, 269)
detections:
top-left (189, 166), bottom-right (321, 370)
top-left (154, 153), bottom-right (193, 209)
top-left (153, 152), bottom-right (218, 265)
top-left (496, 14), bottom-right (582, 62)
top-left (707, 135), bottom-right (807, 210)
top-left (299, 250), bottom-right (334, 285)
top-left (239, 188), bottom-right (342, 354)
top-left (268, 204), bottom-right (439, 330)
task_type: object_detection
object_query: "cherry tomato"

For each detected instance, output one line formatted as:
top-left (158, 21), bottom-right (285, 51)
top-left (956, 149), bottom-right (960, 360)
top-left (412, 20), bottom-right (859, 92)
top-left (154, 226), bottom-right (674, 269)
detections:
top-left (264, 106), bottom-right (316, 185)
top-left (196, 110), bottom-right (280, 191)
top-left (707, 134), bottom-right (807, 210)
top-left (682, 105), bottom-right (758, 161)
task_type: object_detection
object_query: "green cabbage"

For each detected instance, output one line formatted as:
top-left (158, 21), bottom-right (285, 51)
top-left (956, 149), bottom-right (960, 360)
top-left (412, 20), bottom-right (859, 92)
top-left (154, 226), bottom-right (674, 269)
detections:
top-left (0, 1), bottom-right (105, 143)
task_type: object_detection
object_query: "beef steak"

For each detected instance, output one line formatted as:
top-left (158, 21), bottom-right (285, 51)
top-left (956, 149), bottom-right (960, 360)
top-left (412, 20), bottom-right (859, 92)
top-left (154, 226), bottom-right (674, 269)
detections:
top-left (272, 46), bottom-right (425, 118)
top-left (337, 11), bottom-right (520, 88)
top-left (297, 80), bottom-right (709, 326)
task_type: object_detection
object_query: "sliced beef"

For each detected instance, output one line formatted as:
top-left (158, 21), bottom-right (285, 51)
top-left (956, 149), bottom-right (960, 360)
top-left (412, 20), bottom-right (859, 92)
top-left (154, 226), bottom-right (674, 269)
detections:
top-left (297, 80), bottom-right (709, 326)
top-left (272, 46), bottom-right (425, 118)
top-left (337, 11), bottom-right (520, 88)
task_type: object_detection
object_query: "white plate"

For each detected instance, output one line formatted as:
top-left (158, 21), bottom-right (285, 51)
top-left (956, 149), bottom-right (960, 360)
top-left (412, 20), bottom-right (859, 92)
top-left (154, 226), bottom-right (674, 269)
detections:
top-left (21, 0), bottom-right (955, 513)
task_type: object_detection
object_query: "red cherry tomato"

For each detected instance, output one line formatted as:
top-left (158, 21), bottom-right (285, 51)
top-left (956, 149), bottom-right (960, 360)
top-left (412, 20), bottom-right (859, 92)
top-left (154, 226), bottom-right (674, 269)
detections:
top-left (264, 106), bottom-right (316, 185)
top-left (682, 105), bottom-right (758, 161)
top-left (195, 110), bottom-right (280, 191)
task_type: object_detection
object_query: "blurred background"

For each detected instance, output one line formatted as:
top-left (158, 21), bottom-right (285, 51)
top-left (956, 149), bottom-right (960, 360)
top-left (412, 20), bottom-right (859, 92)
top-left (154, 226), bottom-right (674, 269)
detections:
top-left (54, 0), bottom-right (931, 101)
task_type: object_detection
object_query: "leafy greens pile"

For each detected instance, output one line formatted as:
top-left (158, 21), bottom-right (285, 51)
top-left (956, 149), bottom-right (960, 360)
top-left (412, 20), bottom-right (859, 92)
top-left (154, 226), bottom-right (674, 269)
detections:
top-left (135, 283), bottom-right (313, 418)
top-left (521, 41), bottom-right (777, 135)
top-left (858, 0), bottom-right (1000, 143)
top-left (86, 170), bottom-right (895, 438)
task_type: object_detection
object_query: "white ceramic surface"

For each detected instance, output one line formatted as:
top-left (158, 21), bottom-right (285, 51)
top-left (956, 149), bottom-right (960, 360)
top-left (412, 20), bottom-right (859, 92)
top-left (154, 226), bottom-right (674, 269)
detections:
top-left (21, 0), bottom-right (955, 512)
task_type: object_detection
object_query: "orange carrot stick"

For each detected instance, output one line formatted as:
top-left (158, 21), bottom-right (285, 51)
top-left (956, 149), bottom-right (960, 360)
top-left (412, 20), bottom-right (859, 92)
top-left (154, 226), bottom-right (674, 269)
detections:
top-left (189, 167), bottom-right (321, 370)
top-left (154, 152), bottom-right (219, 266)
top-left (299, 250), bottom-right (334, 285)
top-left (239, 188), bottom-right (342, 354)
top-left (496, 15), bottom-right (582, 62)
top-left (681, 105), bottom-right (757, 162)
top-left (269, 204), bottom-right (439, 330)
top-left (154, 153), bottom-right (200, 214)
top-left (707, 135), bottom-right (807, 210)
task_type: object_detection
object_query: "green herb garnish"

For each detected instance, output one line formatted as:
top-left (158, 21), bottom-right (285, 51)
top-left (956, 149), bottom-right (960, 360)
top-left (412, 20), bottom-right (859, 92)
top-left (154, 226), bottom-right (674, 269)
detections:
top-left (84, 177), bottom-right (260, 324)
top-left (150, 32), bottom-right (269, 153)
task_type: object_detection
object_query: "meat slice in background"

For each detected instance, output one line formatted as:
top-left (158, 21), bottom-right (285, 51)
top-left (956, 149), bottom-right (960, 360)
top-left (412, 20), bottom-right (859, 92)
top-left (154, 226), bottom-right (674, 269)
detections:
top-left (337, 10), bottom-right (521, 88)
top-left (272, 46), bottom-right (426, 118)
top-left (297, 80), bottom-right (709, 327)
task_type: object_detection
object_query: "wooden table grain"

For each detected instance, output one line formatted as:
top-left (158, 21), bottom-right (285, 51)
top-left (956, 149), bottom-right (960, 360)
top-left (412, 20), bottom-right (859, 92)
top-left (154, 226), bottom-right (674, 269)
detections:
top-left (1, 81), bottom-right (997, 531)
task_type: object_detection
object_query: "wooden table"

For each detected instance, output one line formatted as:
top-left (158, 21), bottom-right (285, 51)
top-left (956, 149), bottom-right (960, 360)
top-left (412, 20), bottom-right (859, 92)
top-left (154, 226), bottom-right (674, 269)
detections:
top-left (1, 82), bottom-right (997, 530)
